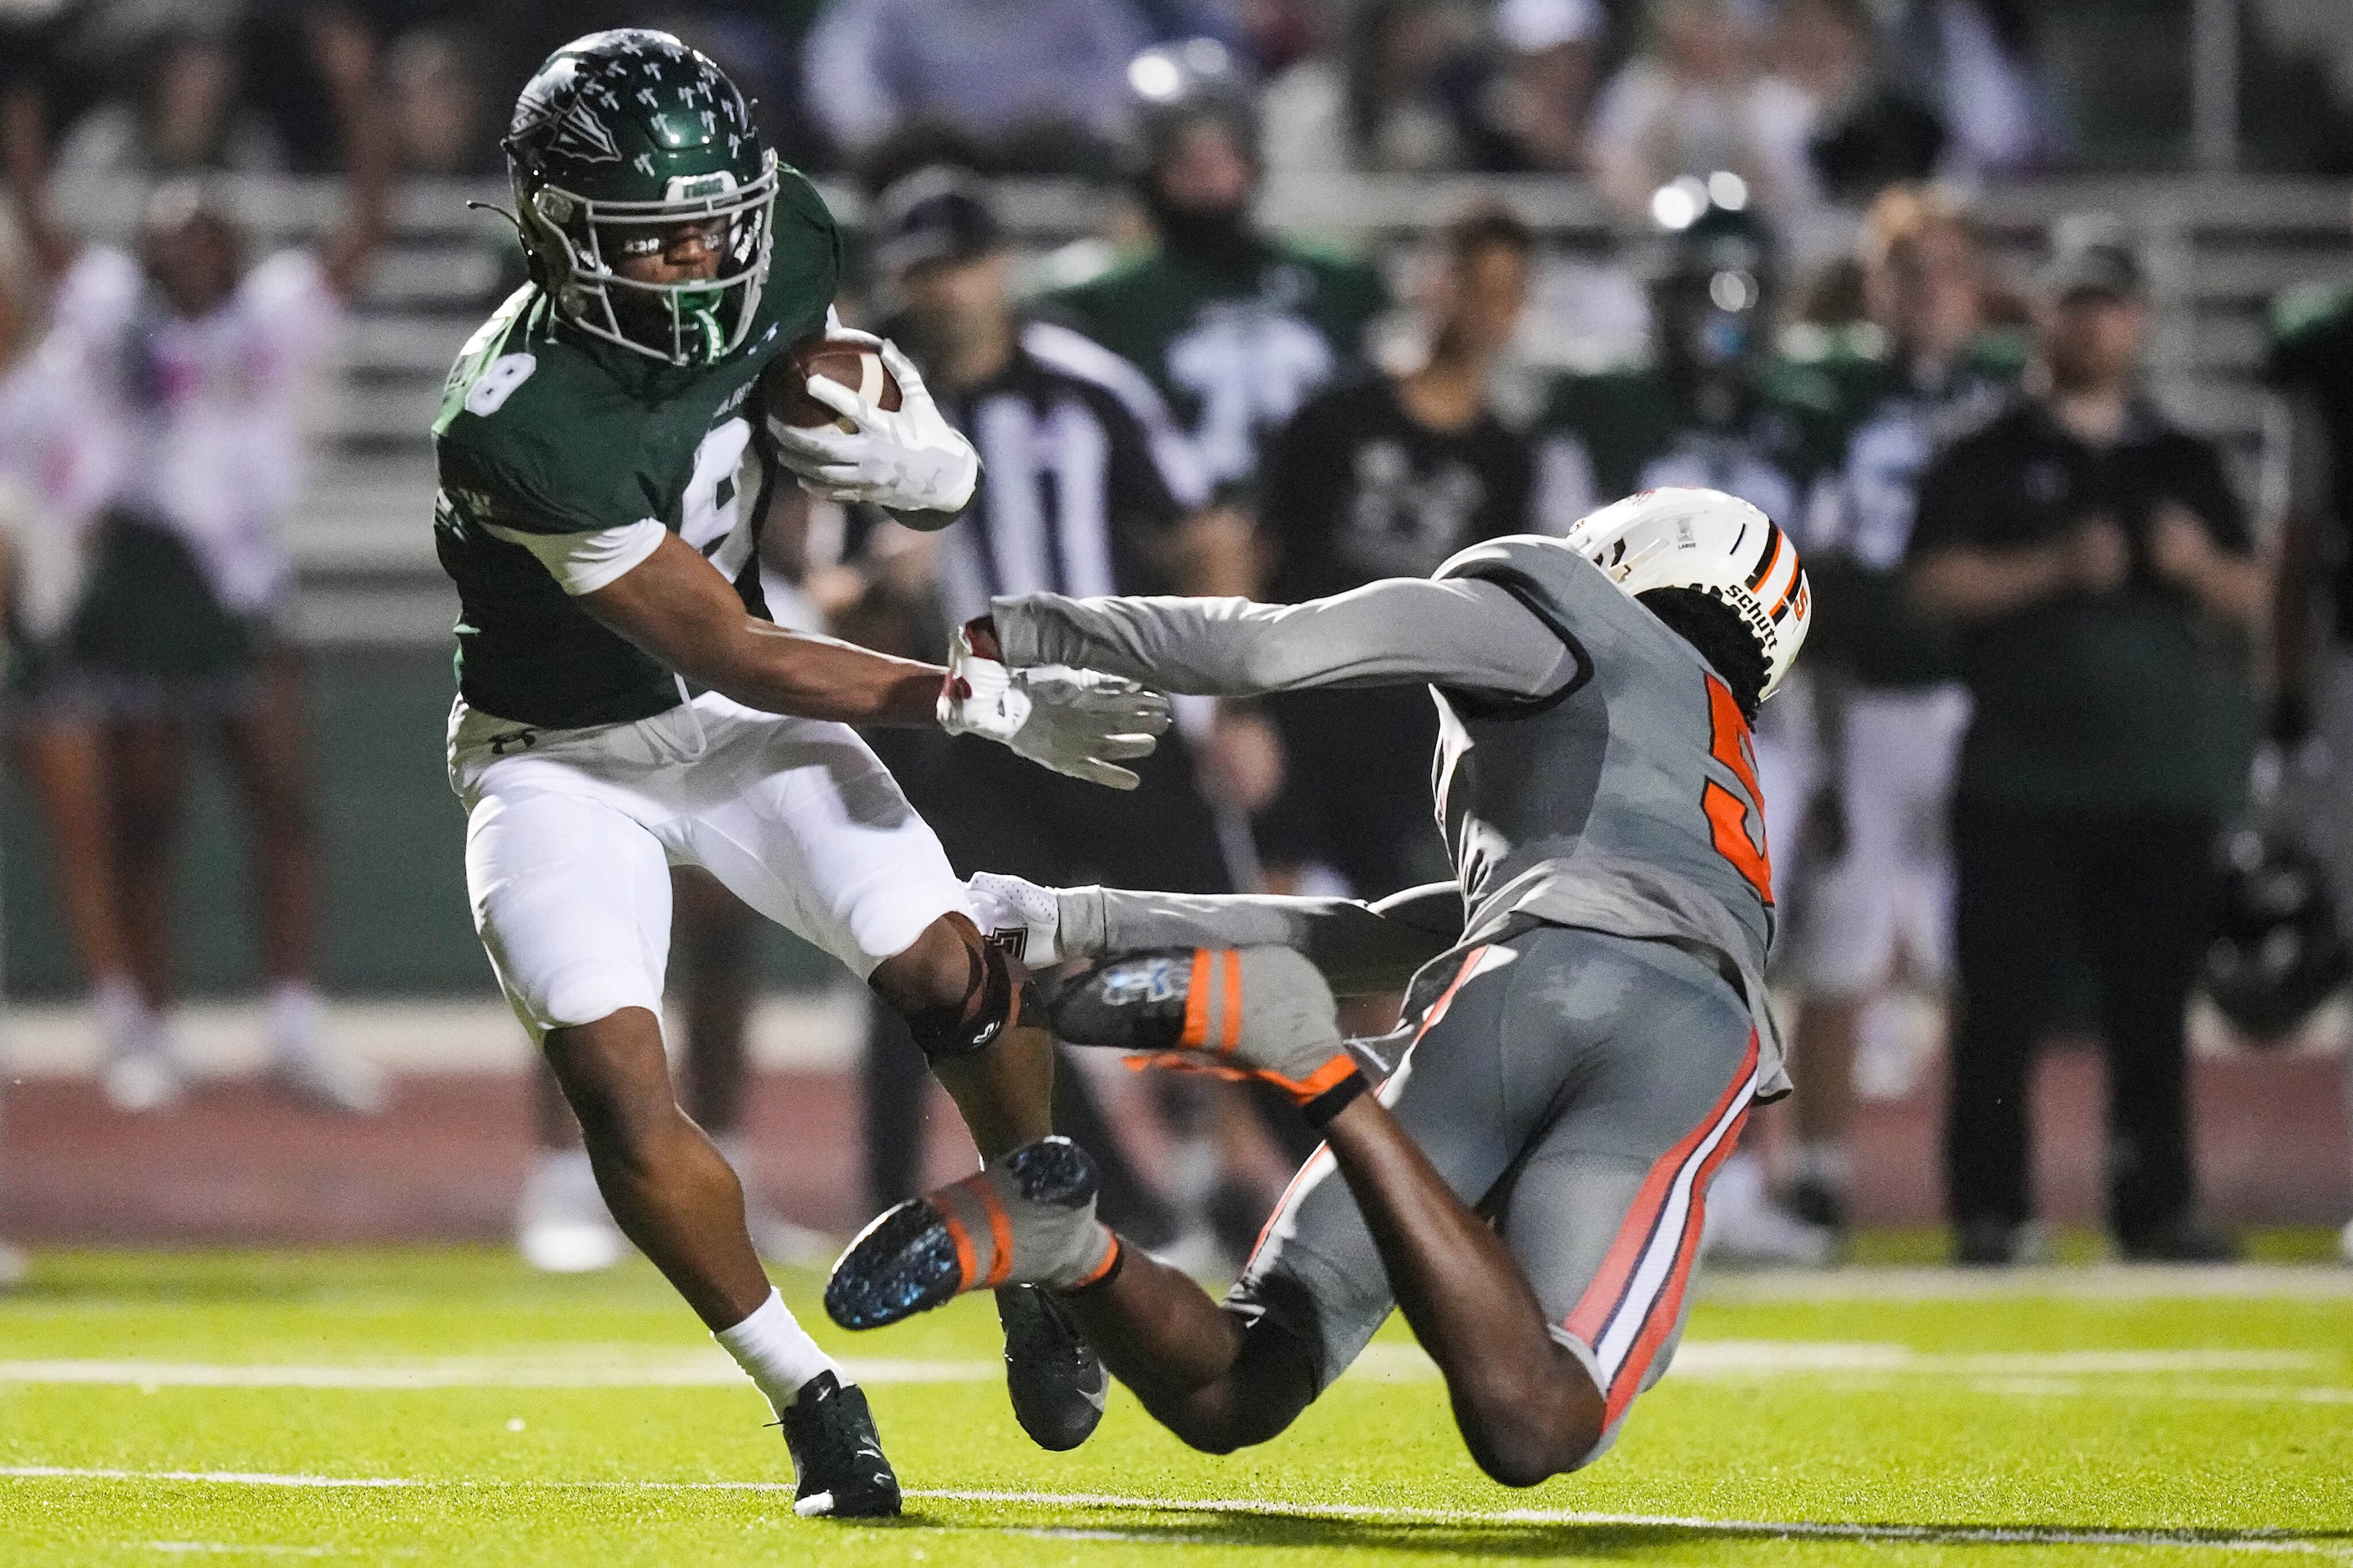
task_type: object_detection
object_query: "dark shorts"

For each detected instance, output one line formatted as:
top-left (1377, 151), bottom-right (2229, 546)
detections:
top-left (67, 513), bottom-right (271, 718)
top-left (1227, 923), bottom-right (1763, 1469)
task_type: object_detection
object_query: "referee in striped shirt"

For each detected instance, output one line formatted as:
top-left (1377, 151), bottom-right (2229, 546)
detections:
top-left (847, 169), bottom-right (1285, 1248)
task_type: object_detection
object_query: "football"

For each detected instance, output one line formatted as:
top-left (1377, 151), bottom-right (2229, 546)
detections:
top-left (762, 332), bottom-right (902, 437)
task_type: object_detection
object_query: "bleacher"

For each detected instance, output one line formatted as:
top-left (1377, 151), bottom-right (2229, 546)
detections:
top-left (55, 172), bottom-right (2353, 650)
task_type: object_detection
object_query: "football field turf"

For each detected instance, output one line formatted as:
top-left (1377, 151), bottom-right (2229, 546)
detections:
top-left (2, 1249), bottom-right (2348, 1565)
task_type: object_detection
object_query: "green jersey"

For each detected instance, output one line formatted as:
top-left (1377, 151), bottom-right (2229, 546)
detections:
top-left (1040, 238), bottom-right (1386, 492)
top-left (432, 169), bottom-right (840, 730)
top-left (1794, 326), bottom-right (2027, 689)
top-left (1532, 360), bottom-right (1848, 535)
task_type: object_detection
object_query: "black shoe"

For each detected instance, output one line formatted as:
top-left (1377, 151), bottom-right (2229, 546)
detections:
top-left (826, 1137), bottom-right (1105, 1332)
top-left (2117, 1213), bottom-right (2240, 1264)
top-left (1953, 1216), bottom-right (2027, 1267)
top-left (1784, 1174), bottom-right (1846, 1235)
top-left (778, 1371), bottom-right (901, 1519)
top-left (997, 1282), bottom-right (1107, 1452)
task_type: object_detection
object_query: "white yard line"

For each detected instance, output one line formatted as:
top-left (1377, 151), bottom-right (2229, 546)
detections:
top-left (0, 1469), bottom-right (2339, 1556)
top-left (0, 1343), bottom-right (2325, 1389)
top-left (0, 1355), bottom-right (997, 1388)
top-left (1699, 1265), bottom-right (2353, 1302)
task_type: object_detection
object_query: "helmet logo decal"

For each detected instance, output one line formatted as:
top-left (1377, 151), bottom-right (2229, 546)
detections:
top-left (539, 99), bottom-right (619, 164)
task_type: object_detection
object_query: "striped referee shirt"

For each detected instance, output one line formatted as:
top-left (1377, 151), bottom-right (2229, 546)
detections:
top-left (922, 319), bottom-right (1210, 625)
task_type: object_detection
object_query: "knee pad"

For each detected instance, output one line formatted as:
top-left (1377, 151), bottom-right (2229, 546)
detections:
top-left (904, 920), bottom-right (1038, 1060)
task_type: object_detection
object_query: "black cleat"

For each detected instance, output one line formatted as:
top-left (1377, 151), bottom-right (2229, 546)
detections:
top-left (778, 1370), bottom-right (901, 1518)
top-left (826, 1138), bottom-right (1111, 1333)
top-left (997, 1282), bottom-right (1107, 1452)
top-left (2117, 1214), bottom-right (2240, 1264)
top-left (1784, 1175), bottom-right (1848, 1239)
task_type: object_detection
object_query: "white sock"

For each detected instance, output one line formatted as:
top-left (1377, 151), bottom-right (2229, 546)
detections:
top-left (94, 974), bottom-right (155, 1058)
top-left (714, 1287), bottom-right (842, 1417)
top-left (267, 981), bottom-right (324, 1060)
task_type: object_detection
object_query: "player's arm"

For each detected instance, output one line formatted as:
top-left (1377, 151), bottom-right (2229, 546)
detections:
top-left (974, 873), bottom-right (1463, 997)
top-left (548, 525), bottom-right (1166, 783)
top-left (309, 7), bottom-right (392, 299)
top-left (581, 529), bottom-right (944, 722)
top-left (0, 78), bottom-right (76, 281)
top-left (980, 576), bottom-right (1575, 701)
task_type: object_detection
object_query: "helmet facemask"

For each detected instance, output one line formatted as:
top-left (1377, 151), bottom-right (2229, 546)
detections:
top-left (518, 153), bottom-right (778, 367)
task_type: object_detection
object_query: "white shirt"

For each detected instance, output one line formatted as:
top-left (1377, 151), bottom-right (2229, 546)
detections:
top-left (86, 246), bottom-right (343, 615)
top-left (0, 247), bottom-right (136, 639)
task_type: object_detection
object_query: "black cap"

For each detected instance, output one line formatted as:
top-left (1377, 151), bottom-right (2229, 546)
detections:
top-left (874, 167), bottom-right (1002, 275)
top-left (2039, 230), bottom-right (2146, 301)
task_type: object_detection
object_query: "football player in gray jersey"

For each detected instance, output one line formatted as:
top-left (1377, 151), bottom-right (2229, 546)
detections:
top-left (825, 488), bottom-right (1812, 1483)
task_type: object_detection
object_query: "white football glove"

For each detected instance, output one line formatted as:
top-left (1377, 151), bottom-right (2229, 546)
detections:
top-left (768, 335), bottom-right (980, 518)
top-left (938, 621), bottom-right (1171, 790)
top-left (965, 872), bottom-right (1066, 967)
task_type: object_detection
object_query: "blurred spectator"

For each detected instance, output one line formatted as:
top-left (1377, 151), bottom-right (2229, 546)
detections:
top-left (2, 8), bottom-right (390, 1115)
top-left (1260, 0), bottom-right (1485, 177)
top-left (1885, 0), bottom-right (2047, 179)
top-left (1253, 205), bottom-right (1536, 899)
top-left (0, 210), bottom-right (139, 1189)
top-left (802, 0), bottom-right (1156, 175)
top-left (843, 168), bottom-right (1286, 1260)
top-left (1483, 0), bottom-right (1605, 172)
top-left (1763, 0), bottom-right (1875, 202)
top-left (1768, 185), bottom-right (2024, 1252)
top-left (56, 25), bottom-right (286, 177)
top-left (1532, 194), bottom-right (1846, 1266)
top-left (2264, 215), bottom-right (2353, 1267)
top-left (1043, 41), bottom-right (1387, 496)
top-left (1908, 229), bottom-right (2262, 1267)
top-left (1589, 0), bottom-right (1799, 219)
top-left (384, 23), bottom-right (499, 176)
top-left (1534, 200), bottom-right (1842, 535)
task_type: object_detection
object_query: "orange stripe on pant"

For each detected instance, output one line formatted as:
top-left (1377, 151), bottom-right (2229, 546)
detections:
top-left (1600, 1097), bottom-right (1748, 1429)
top-left (1561, 1031), bottom-right (1761, 1355)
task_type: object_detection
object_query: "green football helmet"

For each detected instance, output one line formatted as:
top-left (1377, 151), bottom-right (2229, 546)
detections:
top-left (504, 29), bottom-right (777, 367)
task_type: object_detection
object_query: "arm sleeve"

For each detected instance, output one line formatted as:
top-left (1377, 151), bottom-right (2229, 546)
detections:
top-left (1055, 883), bottom-right (1463, 996)
top-left (992, 575), bottom-right (1576, 697)
top-left (483, 518), bottom-right (669, 596)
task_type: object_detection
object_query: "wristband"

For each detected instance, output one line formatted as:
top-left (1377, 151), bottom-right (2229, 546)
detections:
top-left (1302, 1068), bottom-right (1371, 1130)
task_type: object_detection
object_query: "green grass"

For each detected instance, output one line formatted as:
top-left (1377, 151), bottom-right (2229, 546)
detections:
top-left (3, 1248), bottom-right (2350, 1565)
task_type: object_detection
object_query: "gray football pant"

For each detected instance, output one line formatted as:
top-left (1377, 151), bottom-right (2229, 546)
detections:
top-left (1227, 923), bottom-right (1762, 1467)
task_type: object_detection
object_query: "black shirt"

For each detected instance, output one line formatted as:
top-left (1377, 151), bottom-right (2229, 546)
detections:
top-left (1263, 373), bottom-right (1534, 603)
top-left (1251, 372), bottom-right (1534, 896)
top-left (1908, 394), bottom-right (2255, 814)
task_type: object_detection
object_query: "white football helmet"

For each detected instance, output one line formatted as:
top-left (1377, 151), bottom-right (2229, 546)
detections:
top-left (1564, 487), bottom-right (1809, 701)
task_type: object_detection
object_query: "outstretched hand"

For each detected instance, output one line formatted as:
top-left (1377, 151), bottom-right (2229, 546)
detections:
top-left (939, 622), bottom-right (1171, 789)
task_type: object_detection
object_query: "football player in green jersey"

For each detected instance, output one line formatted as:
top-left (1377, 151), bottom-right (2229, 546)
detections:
top-left (1040, 41), bottom-right (1388, 493)
top-left (433, 31), bottom-right (1168, 1514)
top-left (1534, 199), bottom-right (1845, 534)
top-left (1767, 185), bottom-right (2024, 1251)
